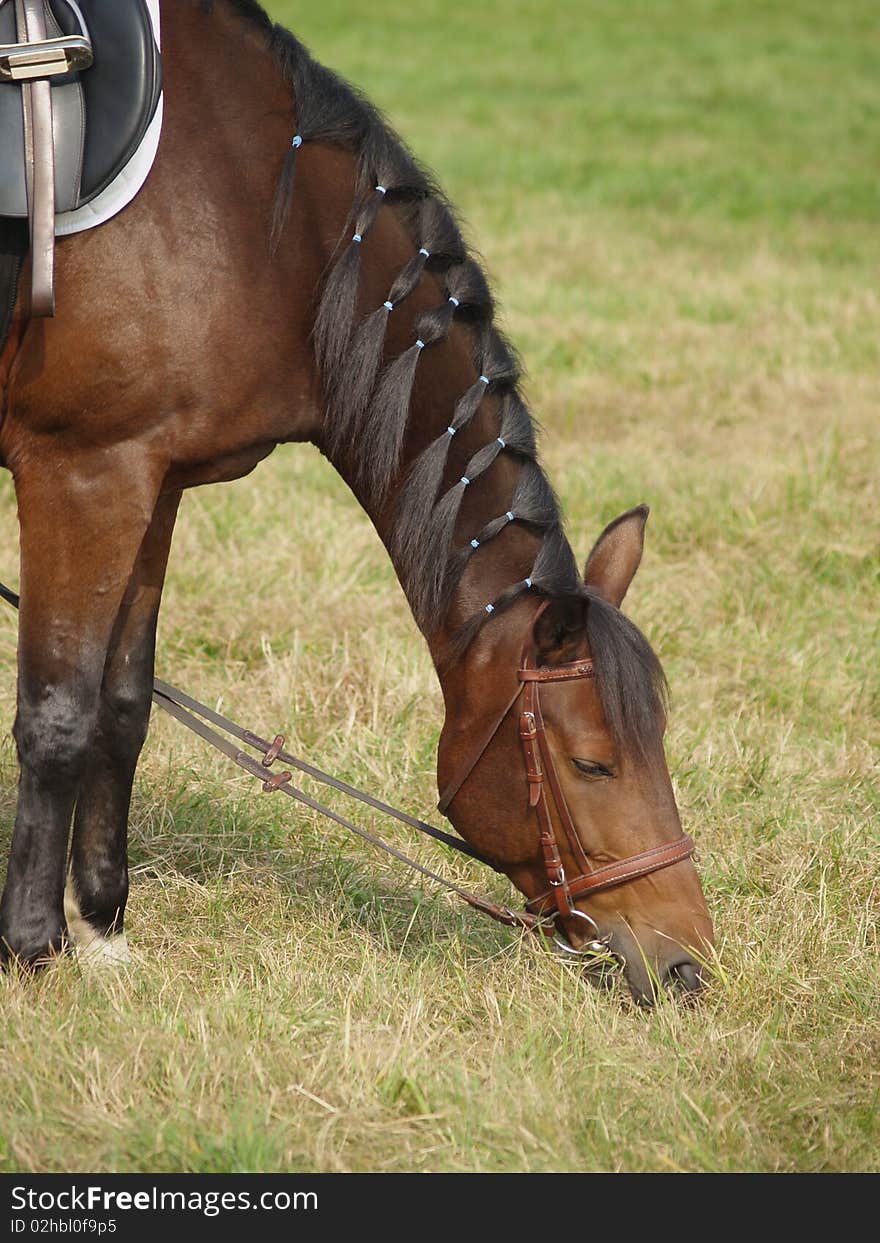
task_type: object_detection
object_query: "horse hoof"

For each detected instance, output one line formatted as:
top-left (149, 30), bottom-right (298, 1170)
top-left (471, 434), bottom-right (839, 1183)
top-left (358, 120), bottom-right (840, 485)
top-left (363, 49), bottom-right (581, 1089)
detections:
top-left (0, 929), bottom-right (69, 971)
top-left (73, 932), bottom-right (132, 967)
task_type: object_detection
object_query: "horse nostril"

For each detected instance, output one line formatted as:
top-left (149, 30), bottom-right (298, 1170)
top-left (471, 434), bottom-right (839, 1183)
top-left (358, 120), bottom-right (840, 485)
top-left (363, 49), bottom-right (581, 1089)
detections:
top-left (666, 959), bottom-right (705, 994)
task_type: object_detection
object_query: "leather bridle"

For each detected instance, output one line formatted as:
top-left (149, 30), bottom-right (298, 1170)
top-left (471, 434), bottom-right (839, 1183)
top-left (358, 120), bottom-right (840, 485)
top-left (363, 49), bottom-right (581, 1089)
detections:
top-left (439, 601), bottom-right (695, 949)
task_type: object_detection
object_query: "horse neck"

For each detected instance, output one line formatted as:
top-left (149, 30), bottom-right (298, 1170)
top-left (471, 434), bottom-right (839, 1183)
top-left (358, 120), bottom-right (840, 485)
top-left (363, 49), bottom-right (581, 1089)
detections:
top-left (174, 3), bottom-right (566, 688)
top-left (310, 199), bottom-right (553, 677)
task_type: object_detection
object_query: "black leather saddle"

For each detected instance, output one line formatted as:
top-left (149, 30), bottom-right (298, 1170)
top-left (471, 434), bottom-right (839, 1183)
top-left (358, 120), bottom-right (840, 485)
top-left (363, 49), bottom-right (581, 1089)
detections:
top-left (0, 0), bottom-right (162, 218)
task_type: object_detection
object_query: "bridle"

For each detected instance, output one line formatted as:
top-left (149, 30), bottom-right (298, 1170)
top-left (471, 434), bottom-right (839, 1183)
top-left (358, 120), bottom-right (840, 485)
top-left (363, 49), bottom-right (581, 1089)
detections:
top-left (439, 601), bottom-right (695, 953)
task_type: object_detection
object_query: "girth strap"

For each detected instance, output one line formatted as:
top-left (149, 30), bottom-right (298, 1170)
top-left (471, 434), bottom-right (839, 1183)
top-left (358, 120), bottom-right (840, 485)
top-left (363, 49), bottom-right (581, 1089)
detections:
top-left (0, 217), bottom-right (28, 359)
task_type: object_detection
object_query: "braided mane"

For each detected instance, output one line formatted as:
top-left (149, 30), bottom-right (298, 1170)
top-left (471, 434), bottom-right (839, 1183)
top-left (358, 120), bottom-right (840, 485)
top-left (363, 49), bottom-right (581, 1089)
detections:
top-left (216, 1), bottom-right (582, 642)
top-left (211, 2), bottom-right (668, 757)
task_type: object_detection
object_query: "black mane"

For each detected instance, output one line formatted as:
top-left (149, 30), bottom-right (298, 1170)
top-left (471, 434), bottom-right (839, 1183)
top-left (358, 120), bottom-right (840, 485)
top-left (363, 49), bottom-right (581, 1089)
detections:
top-left (213, 0), bottom-right (667, 754)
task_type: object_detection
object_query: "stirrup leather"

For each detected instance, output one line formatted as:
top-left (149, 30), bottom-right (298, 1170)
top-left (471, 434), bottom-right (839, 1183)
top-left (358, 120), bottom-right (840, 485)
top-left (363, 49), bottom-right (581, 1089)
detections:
top-left (6, 0), bottom-right (94, 316)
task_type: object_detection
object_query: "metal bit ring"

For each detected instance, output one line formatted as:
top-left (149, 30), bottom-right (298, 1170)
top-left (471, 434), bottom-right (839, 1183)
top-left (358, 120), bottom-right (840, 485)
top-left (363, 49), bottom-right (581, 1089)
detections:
top-left (553, 908), bottom-right (611, 958)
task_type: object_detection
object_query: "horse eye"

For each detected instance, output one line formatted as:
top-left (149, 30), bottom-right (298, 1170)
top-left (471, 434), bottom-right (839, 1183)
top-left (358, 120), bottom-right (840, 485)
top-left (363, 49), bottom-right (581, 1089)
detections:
top-left (572, 758), bottom-right (614, 780)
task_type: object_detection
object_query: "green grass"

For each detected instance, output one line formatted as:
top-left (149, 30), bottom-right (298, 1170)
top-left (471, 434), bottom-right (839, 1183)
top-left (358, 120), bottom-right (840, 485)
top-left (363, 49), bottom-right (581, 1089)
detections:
top-left (0, 0), bottom-right (877, 1172)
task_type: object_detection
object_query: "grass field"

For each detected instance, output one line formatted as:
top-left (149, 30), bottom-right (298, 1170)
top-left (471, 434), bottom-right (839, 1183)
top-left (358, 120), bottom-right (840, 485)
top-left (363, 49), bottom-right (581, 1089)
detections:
top-left (0, 0), bottom-right (877, 1173)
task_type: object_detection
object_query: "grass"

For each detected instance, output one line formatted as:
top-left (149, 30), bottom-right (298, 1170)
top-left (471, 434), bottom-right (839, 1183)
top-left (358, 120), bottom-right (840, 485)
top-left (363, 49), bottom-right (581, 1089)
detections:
top-left (0, 0), bottom-right (877, 1172)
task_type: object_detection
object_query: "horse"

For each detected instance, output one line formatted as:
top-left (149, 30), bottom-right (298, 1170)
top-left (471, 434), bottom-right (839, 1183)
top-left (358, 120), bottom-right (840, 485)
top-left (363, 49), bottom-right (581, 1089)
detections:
top-left (0, 0), bottom-right (713, 1003)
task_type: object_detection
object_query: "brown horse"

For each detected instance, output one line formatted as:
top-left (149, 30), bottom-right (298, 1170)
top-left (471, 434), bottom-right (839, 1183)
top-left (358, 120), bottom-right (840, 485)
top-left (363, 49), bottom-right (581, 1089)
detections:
top-left (0, 0), bottom-right (713, 1001)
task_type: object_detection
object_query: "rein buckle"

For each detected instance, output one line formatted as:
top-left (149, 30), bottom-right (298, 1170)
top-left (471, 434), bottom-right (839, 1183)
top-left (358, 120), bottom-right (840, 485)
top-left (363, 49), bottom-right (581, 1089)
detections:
top-left (261, 733), bottom-right (286, 768)
top-left (262, 770), bottom-right (292, 793)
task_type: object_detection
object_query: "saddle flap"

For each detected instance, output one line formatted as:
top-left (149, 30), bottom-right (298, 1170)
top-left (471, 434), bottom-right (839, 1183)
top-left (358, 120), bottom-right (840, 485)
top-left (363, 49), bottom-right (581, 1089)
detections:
top-left (0, 0), bottom-right (162, 217)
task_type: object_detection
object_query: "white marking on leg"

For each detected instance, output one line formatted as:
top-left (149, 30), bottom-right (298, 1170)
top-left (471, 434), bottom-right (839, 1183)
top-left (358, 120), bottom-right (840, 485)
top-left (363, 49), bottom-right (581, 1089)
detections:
top-left (64, 871), bottom-right (132, 965)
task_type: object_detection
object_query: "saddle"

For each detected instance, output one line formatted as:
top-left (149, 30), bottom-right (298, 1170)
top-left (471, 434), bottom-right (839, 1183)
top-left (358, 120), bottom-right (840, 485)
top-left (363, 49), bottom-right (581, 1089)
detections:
top-left (0, 0), bottom-right (162, 318)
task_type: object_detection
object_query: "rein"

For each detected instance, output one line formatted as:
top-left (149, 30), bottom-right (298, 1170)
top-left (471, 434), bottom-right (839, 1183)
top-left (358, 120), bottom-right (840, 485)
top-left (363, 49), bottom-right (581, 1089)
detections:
top-left (0, 580), bottom-right (693, 956)
top-left (0, 579), bottom-right (553, 944)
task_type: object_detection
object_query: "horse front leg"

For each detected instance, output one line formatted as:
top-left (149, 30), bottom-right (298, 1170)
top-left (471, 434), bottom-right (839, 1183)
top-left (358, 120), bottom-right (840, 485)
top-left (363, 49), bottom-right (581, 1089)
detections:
top-left (0, 451), bottom-right (164, 966)
top-left (65, 490), bottom-right (181, 962)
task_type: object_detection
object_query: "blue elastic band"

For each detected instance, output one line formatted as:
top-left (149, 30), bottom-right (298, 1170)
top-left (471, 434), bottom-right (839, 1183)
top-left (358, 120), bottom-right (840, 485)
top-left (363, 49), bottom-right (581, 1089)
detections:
top-left (375, 184), bottom-right (387, 195)
top-left (497, 438), bottom-right (506, 448)
top-left (524, 578), bottom-right (533, 589)
top-left (484, 603), bottom-right (495, 614)
top-left (415, 339), bottom-right (426, 350)
top-left (479, 375), bottom-right (490, 385)
top-left (446, 426), bottom-right (456, 436)
top-left (352, 233), bottom-right (362, 244)
top-left (470, 539), bottom-right (480, 549)
top-left (419, 247), bottom-right (430, 258)
top-left (506, 511), bottom-right (515, 521)
top-left (460, 476), bottom-right (470, 486)
top-left (291, 134), bottom-right (303, 149)
top-left (384, 301), bottom-right (394, 311)
top-left (448, 296), bottom-right (460, 308)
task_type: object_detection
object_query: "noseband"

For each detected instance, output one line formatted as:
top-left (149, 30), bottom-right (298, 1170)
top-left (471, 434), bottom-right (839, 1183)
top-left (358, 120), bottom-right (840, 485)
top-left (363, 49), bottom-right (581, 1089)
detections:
top-left (439, 602), bottom-right (695, 948)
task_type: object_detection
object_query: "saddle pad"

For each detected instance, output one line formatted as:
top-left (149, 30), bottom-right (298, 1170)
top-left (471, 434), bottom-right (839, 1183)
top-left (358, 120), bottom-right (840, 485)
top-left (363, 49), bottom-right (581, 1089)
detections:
top-left (57, 0), bottom-right (161, 237)
top-left (0, 0), bottom-right (162, 217)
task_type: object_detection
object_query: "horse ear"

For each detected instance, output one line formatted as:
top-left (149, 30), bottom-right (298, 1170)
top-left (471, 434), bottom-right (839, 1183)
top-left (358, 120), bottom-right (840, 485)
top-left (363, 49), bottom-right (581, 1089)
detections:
top-left (583, 504), bottom-right (649, 608)
top-left (533, 597), bottom-right (587, 667)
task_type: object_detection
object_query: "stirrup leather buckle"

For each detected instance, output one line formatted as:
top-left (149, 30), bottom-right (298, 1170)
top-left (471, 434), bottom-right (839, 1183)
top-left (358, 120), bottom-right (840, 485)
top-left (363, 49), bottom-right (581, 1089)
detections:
top-left (0, 35), bottom-right (93, 81)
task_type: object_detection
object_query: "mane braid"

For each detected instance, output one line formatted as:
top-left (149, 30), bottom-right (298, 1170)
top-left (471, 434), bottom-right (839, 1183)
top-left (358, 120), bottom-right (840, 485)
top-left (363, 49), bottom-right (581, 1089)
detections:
top-left (218, 1), bottom-right (582, 633)
top-left (328, 199), bottom-right (467, 465)
top-left (388, 329), bottom-right (519, 583)
top-left (219, 2), bottom-right (668, 751)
